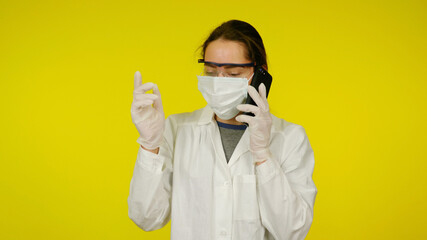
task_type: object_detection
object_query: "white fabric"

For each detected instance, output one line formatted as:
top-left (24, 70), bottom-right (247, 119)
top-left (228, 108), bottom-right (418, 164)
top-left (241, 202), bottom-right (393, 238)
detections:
top-left (197, 75), bottom-right (248, 120)
top-left (128, 106), bottom-right (317, 240)
top-left (236, 83), bottom-right (273, 163)
top-left (131, 71), bottom-right (165, 150)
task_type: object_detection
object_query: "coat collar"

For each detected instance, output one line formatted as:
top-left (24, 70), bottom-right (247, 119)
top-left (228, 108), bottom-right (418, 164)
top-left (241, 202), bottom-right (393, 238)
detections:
top-left (198, 105), bottom-right (215, 125)
top-left (198, 105), bottom-right (252, 168)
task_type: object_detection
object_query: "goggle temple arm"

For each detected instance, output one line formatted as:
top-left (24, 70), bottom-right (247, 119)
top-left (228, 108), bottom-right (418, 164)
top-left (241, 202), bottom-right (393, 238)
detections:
top-left (198, 59), bottom-right (255, 67)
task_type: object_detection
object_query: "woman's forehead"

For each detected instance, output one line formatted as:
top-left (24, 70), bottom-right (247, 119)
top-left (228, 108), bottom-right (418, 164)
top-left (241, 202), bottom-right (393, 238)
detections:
top-left (204, 39), bottom-right (250, 64)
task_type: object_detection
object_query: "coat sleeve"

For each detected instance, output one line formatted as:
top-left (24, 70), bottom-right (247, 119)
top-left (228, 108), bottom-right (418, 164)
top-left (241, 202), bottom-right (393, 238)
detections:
top-left (256, 124), bottom-right (317, 240)
top-left (127, 117), bottom-right (175, 231)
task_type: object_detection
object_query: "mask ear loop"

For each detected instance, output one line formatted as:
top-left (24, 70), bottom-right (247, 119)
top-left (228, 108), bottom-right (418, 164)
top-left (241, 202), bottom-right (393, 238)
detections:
top-left (246, 72), bottom-right (255, 82)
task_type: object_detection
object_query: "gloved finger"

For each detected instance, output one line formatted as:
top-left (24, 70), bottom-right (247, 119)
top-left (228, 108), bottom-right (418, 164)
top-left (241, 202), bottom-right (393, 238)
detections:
top-left (235, 114), bottom-right (253, 125)
top-left (132, 99), bottom-right (155, 109)
top-left (236, 104), bottom-right (260, 115)
top-left (259, 83), bottom-right (267, 100)
top-left (133, 82), bottom-right (156, 94)
top-left (152, 84), bottom-right (164, 112)
top-left (134, 93), bottom-right (158, 102)
top-left (134, 71), bottom-right (142, 89)
top-left (247, 85), bottom-right (267, 110)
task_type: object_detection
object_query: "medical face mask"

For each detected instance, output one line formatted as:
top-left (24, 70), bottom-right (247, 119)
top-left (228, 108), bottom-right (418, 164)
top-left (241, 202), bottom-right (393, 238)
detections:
top-left (197, 75), bottom-right (251, 120)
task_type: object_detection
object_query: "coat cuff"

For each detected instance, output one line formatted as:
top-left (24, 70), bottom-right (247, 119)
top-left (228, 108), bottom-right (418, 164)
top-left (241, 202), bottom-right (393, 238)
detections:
top-left (136, 146), bottom-right (164, 174)
top-left (255, 157), bottom-right (280, 184)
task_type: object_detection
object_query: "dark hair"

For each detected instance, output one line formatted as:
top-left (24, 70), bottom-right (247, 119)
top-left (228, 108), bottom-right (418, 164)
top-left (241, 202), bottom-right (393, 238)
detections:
top-left (201, 20), bottom-right (268, 69)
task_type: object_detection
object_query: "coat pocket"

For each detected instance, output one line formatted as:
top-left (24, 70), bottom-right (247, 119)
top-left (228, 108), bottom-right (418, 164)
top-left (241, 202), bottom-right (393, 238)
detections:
top-left (233, 174), bottom-right (260, 221)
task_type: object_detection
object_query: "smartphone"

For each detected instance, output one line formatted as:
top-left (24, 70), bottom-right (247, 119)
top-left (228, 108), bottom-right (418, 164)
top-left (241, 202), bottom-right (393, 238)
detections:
top-left (243, 66), bottom-right (273, 117)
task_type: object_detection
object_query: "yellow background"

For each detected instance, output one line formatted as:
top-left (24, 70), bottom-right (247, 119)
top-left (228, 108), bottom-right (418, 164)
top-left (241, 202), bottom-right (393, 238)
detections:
top-left (1, 0), bottom-right (426, 239)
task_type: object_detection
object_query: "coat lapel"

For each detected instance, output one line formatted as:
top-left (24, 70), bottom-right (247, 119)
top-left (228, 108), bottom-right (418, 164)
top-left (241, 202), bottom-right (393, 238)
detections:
top-left (227, 129), bottom-right (251, 167)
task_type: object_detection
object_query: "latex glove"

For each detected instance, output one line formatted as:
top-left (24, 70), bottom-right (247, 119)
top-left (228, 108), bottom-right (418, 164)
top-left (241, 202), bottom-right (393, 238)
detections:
top-left (131, 71), bottom-right (165, 150)
top-left (236, 83), bottom-right (272, 163)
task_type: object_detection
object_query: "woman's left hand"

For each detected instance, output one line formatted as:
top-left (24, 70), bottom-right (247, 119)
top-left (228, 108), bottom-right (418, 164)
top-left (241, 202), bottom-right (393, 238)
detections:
top-left (236, 83), bottom-right (272, 163)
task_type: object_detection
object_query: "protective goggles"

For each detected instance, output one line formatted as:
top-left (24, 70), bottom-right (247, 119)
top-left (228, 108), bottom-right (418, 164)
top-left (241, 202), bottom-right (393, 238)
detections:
top-left (198, 59), bottom-right (255, 78)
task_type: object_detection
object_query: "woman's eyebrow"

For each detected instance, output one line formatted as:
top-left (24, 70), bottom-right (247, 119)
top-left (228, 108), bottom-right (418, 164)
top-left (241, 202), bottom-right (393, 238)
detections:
top-left (223, 65), bottom-right (245, 69)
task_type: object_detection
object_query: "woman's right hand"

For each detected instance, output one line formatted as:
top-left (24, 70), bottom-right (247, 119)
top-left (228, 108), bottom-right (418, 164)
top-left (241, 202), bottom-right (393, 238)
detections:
top-left (131, 71), bottom-right (165, 151)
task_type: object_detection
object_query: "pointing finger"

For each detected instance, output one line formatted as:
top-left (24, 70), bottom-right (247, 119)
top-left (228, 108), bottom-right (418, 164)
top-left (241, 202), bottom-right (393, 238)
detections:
top-left (134, 71), bottom-right (142, 89)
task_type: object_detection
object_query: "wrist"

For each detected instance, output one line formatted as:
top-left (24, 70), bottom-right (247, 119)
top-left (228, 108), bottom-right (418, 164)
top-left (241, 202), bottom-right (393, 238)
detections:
top-left (141, 145), bottom-right (159, 154)
top-left (255, 160), bottom-right (267, 166)
top-left (251, 148), bottom-right (271, 163)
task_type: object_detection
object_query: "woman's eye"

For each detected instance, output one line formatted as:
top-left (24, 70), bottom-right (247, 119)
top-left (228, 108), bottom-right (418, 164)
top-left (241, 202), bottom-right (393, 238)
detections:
top-left (229, 73), bottom-right (242, 77)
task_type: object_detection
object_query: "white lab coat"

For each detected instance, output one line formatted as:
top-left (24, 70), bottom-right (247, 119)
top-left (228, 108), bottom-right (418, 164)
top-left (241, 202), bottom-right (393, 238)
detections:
top-left (128, 106), bottom-right (317, 240)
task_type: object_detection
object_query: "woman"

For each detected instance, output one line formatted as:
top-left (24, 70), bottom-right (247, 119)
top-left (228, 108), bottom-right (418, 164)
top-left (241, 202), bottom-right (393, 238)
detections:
top-left (128, 20), bottom-right (317, 240)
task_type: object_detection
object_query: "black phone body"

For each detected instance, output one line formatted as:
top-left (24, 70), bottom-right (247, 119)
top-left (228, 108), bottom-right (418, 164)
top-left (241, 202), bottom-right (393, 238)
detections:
top-left (243, 66), bottom-right (273, 116)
